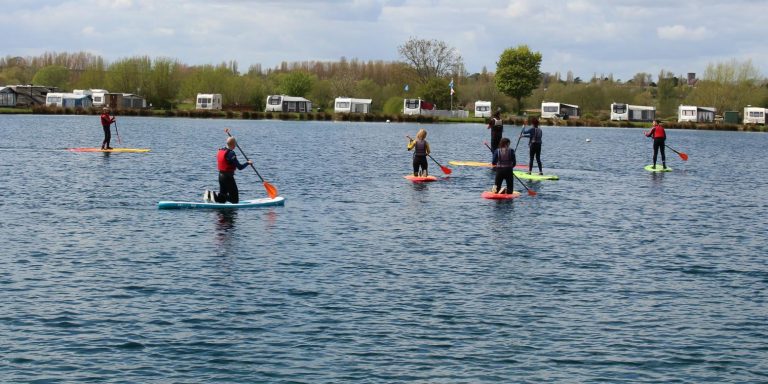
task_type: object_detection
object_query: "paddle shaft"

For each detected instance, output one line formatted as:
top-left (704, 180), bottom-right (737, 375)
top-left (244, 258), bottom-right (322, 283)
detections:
top-left (484, 142), bottom-right (536, 196)
top-left (225, 130), bottom-right (265, 182)
top-left (113, 121), bottom-right (121, 144)
top-left (407, 135), bottom-right (451, 174)
top-left (665, 144), bottom-right (688, 160)
top-left (514, 124), bottom-right (526, 152)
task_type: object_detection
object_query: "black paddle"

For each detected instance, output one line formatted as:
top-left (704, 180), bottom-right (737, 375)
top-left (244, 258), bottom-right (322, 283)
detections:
top-left (482, 142), bottom-right (536, 196)
top-left (113, 120), bottom-right (121, 145)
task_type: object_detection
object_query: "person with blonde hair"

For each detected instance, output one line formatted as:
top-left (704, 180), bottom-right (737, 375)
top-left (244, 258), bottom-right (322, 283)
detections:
top-left (204, 136), bottom-right (253, 203)
top-left (407, 128), bottom-right (431, 176)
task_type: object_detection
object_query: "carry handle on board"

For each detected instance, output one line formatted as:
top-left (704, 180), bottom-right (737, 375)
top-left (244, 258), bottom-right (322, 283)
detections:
top-left (224, 128), bottom-right (278, 199)
top-left (406, 135), bottom-right (452, 175)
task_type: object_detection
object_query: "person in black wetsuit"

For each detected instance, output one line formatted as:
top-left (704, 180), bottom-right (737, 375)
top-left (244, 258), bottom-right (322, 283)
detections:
top-left (521, 117), bottom-right (544, 175)
top-left (487, 110), bottom-right (503, 152)
top-left (492, 137), bottom-right (516, 194)
top-left (645, 119), bottom-right (667, 169)
top-left (204, 136), bottom-right (252, 204)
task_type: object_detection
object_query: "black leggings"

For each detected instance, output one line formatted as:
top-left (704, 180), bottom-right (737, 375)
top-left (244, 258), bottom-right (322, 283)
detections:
top-left (101, 125), bottom-right (111, 148)
top-left (528, 143), bottom-right (542, 173)
top-left (216, 172), bottom-right (239, 204)
top-left (653, 138), bottom-right (666, 165)
top-left (494, 167), bottom-right (514, 192)
top-left (490, 129), bottom-right (503, 152)
top-left (413, 155), bottom-right (428, 176)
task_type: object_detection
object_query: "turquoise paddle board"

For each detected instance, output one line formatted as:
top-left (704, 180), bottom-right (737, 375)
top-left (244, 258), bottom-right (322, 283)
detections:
top-left (158, 196), bottom-right (285, 209)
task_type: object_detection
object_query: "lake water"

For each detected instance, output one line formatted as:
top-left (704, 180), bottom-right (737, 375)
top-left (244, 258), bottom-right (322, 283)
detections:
top-left (1, 114), bottom-right (767, 383)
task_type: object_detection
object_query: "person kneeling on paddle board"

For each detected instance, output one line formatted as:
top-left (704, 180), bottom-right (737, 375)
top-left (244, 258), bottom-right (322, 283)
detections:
top-left (521, 117), bottom-right (544, 175)
top-left (205, 137), bottom-right (252, 204)
top-left (100, 107), bottom-right (116, 150)
top-left (407, 129), bottom-right (431, 177)
top-left (645, 119), bottom-right (667, 169)
top-left (491, 137), bottom-right (516, 194)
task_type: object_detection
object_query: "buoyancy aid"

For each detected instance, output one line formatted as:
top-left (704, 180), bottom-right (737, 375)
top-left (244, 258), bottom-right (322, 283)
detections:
top-left (650, 125), bottom-right (666, 139)
top-left (497, 148), bottom-right (516, 167)
top-left (413, 139), bottom-right (427, 156)
top-left (217, 148), bottom-right (236, 172)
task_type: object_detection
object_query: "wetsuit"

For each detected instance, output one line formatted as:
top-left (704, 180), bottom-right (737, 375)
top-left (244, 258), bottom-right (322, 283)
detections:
top-left (407, 139), bottom-right (430, 176)
top-left (492, 147), bottom-right (516, 193)
top-left (488, 117), bottom-right (503, 152)
top-left (100, 113), bottom-right (114, 149)
top-left (646, 124), bottom-right (666, 167)
top-left (215, 148), bottom-right (249, 204)
top-left (522, 126), bottom-right (543, 174)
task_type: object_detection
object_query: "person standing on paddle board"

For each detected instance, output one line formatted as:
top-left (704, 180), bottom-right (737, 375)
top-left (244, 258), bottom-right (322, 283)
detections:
top-left (100, 107), bottom-right (116, 150)
top-left (521, 117), bottom-right (544, 175)
top-left (487, 110), bottom-right (503, 152)
top-left (407, 129), bottom-right (431, 176)
top-left (205, 136), bottom-right (253, 204)
top-left (491, 137), bottom-right (516, 194)
top-left (645, 120), bottom-right (667, 169)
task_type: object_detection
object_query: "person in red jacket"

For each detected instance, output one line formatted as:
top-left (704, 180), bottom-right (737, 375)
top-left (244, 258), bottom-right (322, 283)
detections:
top-left (100, 108), bottom-right (115, 149)
top-left (204, 136), bottom-right (252, 204)
top-left (645, 119), bottom-right (667, 169)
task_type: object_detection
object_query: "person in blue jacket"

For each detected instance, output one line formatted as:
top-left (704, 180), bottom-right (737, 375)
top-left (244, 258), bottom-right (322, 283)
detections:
top-left (204, 136), bottom-right (252, 204)
top-left (491, 137), bottom-right (516, 194)
top-left (521, 117), bottom-right (543, 175)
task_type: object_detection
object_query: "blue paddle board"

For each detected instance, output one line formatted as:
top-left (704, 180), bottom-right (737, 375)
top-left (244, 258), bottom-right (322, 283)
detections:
top-left (158, 196), bottom-right (285, 209)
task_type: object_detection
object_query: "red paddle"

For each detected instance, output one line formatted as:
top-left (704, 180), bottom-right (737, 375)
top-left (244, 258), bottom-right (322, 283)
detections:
top-left (666, 145), bottom-right (689, 161)
top-left (224, 128), bottom-right (278, 199)
top-left (406, 135), bottom-right (452, 175)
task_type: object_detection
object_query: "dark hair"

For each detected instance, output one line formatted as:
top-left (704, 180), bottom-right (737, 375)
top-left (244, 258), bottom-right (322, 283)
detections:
top-left (499, 137), bottom-right (511, 147)
top-left (531, 117), bottom-right (539, 128)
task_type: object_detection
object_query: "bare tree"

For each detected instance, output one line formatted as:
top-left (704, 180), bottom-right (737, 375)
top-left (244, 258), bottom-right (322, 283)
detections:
top-left (397, 37), bottom-right (464, 83)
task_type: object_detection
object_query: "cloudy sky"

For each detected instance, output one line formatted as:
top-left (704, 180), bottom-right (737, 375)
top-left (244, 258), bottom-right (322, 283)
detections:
top-left (3, 0), bottom-right (766, 81)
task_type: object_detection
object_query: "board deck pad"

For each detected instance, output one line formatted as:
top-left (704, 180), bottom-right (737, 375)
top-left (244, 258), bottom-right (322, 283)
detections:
top-left (404, 175), bottom-right (439, 182)
top-left (69, 148), bottom-right (150, 153)
top-left (158, 196), bottom-right (285, 209)
top-left (481, 191), bottom-right (522, 200)
top-left (644, 165), bottom-right (672, 172)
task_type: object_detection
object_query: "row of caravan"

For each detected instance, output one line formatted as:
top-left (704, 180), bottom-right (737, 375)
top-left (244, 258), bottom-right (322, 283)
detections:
top-left (45, 89), bottom-right (146, 109)
top-left (611, 103), bottom-right (768, 124)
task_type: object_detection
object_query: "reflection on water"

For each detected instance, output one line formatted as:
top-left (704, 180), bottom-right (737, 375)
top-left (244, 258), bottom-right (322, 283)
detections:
top-left (214, 210), bottom-right (237, 249)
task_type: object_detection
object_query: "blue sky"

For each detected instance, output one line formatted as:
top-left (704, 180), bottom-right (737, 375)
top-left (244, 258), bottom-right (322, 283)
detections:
top-left (3, 0), bottom-right (766, 82)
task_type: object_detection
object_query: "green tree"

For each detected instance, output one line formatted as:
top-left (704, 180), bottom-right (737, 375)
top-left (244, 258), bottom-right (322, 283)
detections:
top-left (147, 57), bottom-right (182, 108)
top-left (279, 71), bottom-right (313, 97)
top-left (32, 65), bottom-right (70, 89)
top-left (495, 45), bottom-right (542, 113)
top-left (398, 37), bottom-right (464, 84)
top-left (418, 78), bottom-right (452, 109)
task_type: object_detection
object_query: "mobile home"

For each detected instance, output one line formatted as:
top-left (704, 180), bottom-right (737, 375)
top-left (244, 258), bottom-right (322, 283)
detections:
top-left (0, 87), bottom-right (16, 107)
top-left (45, 92), bottom-right (93, 108)
top-left (743, 106), bottom-right (766, 125)
top-left (677, 105), bottom-right (716, 123)
top-left (474, 100), bottom-right (491, 118)
top-left (105, 93), bottom-right (146, 109)
top-left (541, 102), bottom-right (580, 119)
top-left (196, 93), bottom-right (222, 110)
top-left (610, 103), bottom-right (656, 122)
top-left (265, 95), bottom-right (312, 113)
top-left (403, 98), bottom-right (436, 115)
top-left (334, 97), bottom-right (372, 114)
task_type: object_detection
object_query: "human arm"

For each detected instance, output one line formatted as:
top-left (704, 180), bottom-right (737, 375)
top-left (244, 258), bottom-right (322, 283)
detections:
top-left (226, 150), bottom-right (252, 170)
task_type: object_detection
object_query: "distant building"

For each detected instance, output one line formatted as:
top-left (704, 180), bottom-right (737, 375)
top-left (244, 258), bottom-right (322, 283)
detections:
top-left (265, 95), bottom-right (312, 113)
top-left (610, 103), bottom-right (655, 122)
top-left (743, 106), bottom-right (767, 125)
top-left (474, 100), bottom-right (491, 118)
top-left (0, 87), bottom-right (16, 107)
top-left (45, 92), bottom-right (93, 108)
top-left (104, 93), bottom-right (146, 109)
top-left (6, 85), bottom-right (57, 106)
top-left (678, 105), bottom-right (715, 123)
top-left (541, 102), bottom-right (580, 119)
top-left (196, 93), bottom-right (222, 110)
top-left (334, 97), bottom-right (372, 114)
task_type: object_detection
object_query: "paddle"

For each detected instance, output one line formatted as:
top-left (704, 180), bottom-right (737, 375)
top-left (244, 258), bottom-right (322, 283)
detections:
top-left (514, 123), bottom-right (526, 152)
top-left (482, 142), bottom-right (536, 196)
top-left (665, 145), bottom-right (689, 161)
top-left (224, 128), bottom-right (278, 199)
top-left (113, 120), bottom-right (122, 145)
top-left (406, 135), bottom-right (452, 175)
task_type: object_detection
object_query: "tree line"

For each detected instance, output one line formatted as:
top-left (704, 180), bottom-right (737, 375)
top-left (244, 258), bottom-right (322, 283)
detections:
top-left (1, 41), bottom-right (766, 120)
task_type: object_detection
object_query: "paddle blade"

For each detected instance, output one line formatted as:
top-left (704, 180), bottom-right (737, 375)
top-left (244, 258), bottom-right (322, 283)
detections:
top-left (263, 181), bottom-right (278, 199)
top-left (678, 152), bottom-right (689, 161)
top-left (526, 189), bottom-right (537, 197)
top-left (440, 165), bottom-right (452, 175)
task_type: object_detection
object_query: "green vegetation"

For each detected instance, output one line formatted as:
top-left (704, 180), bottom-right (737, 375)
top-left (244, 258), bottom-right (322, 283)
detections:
top-left (1, 47), bottom-right (766, 128)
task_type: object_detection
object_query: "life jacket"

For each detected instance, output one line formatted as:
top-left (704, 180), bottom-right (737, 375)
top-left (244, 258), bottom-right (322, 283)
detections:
top-left (413, 139), bottom-right (427, 156)
top-left (217, 148), bottom-right (236, 172)
top-left (651, 125), bottom-right (666, 139)
top-left (496, 147), bottom-right (516, 168)
top-left (493, 117), bottom-right (503, 127)
top-left (529, 127), bottom-right (543, 144)
top-left (100, 113), bottom-right (112, 127)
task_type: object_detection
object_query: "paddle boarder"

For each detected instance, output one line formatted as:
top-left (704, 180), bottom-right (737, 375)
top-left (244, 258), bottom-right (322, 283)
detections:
top-left (521, 117), bottom-right (544, 175)
top-left (491, 137), bottom-right (516, 194)
top-left (645, 119), bottom-right (667, 169)
top-left (487, 110), bottom-right (503, 152)
top-left (204, 136), bottom-right (253, 204)
top-left (100, 107), bottom-right (115, 150)
top-left (407, 129), bottom-right (431, 177)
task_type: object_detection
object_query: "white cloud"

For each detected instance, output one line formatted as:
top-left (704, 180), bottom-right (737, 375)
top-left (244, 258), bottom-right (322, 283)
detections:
top-left (657, 25), bottom-right (708, 41)
top-left (503, 0), bottom-right (531, 18)
top-left (81, 26), bottom-right (96, 36)
top-left (153, 27), bottom-right (175, 36)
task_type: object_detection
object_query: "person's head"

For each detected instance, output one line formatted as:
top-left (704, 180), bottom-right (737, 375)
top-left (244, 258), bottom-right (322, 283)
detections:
top-left (226, 136), bottom-right (237, 149)
top-left (494, 111), bottom-right (501, 119)
top-left (416, 128), bottom-right (427, 140)
top-left (654, 119), bottom-right (662, 126)
top-left (102, 107), bottom-right (109, 113)
top-left (531, 117), bottom-right (539, 128)
top-left (499, 137), bottom-right (511, 148)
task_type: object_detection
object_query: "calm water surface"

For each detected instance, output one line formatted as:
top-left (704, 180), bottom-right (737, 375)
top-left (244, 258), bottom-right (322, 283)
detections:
top-left (1, 115), bottom-right (767, 383)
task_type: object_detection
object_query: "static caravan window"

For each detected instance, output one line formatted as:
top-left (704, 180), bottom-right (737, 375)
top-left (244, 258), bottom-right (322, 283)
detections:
top-left (94, 96), bottom-right (102, 102)
top-left (476, 106), bottom-right (490, 112)
top-left (405, 99), bottom-right (420, 109)
top-left (198, 97), bottom-right (211, 104)
top-left (336, 102), bottom-right (350, 108)
top-left (543, 106), bottom-right (559, 113)
top-left (268, 96), bottom-right (282, 105)
top-left (682, 110), bottom-right (695, 116)
top-left (48, 96), bottom-right (62, 103)
top-left (613, 104), bottom-right (627, 113)
top-left (299, 102), bottom-right (307, 112)
top-left (749, 111), bottom-right (764, 117)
